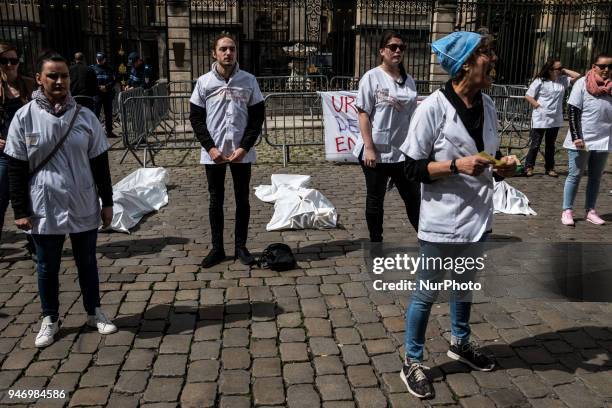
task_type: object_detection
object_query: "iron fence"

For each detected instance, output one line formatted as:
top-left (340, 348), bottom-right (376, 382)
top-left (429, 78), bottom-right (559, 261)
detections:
top-left (2, 1), bottom-right (609, 85)
top-left (456, 0), bottom-right (612, 84)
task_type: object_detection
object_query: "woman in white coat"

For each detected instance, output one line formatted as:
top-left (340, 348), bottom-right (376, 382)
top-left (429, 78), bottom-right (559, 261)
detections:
top-left (399, 32), bottom-right (517, 399)
top-left (524, 58), bottom-right (580, 177)
top-left (355, 30), bottom-right (420, 242)
top-left (561, 53), bottom-right (612, 226)
top-left (5, 52), bottom-right (117, 348)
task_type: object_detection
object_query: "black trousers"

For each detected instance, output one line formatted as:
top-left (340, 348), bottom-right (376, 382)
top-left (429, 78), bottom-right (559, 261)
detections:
top-left (94, 92), bottom-right (115, 135)
top-left (205, 163), bottom-right (251, 250)
top-left (525, 127), bottom-right (559, 171)
top-left (360, 161), bottom-right (420, 242)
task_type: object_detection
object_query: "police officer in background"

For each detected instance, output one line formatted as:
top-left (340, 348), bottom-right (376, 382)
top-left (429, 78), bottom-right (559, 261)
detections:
top-left (91, 52), bottom-right (118, 138)
top-left (69, 52), bottom-right (97, 111)
top-left (127, 51), bottom-right (153, 90)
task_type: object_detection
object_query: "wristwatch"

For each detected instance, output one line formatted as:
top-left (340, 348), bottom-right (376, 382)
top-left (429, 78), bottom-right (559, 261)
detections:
top-left (450, 159), bottom-right (459, 175)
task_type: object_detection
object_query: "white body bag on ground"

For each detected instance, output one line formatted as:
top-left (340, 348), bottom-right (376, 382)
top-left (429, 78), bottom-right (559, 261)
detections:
top-left (255, 174), bottom-right (338, 231)
top-left (493, 180), bottom-right (537, 216)
top-left (108, 167), bottom-right (169, 233)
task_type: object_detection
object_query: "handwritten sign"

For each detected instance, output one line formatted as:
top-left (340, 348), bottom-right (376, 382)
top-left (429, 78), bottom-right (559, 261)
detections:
top-left (319, 91), bottom-right (360, 162)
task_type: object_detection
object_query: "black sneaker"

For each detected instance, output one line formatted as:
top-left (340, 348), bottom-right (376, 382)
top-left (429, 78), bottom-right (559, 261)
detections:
top-left (400, 362), bottom-right (434, 399)
top-left (447, 342), bottom-right (495, 371)
top-left (201, 249), bottom-right (226, 268)
top-left (234, 246), bottom-right (255, 266)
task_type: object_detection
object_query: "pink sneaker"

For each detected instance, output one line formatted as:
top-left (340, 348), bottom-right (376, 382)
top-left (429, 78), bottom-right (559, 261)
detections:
top-left (585, 209), bottom-right (605, 225)
top-left (561, 209), bottom-right (575, 226)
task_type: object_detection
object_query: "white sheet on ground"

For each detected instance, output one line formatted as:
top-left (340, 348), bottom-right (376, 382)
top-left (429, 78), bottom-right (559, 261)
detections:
top-left (255, 174), bottom-right (337, 231)
top-left (493, 180), bottom-right (537, 216)
top-left (108, 167), bottom-right (169, 233)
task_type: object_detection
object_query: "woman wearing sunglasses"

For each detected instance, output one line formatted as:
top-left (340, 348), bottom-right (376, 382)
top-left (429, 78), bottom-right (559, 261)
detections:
top-left (561, 53), bottom-right (612, 226)
top-left (4, 51), bottom-right (117, 347)
top-left (0, 42), bottom-right (35, 241)
top-left (354, 30), bottom-right (420, 242)
top-left (524, 58), bottom-right (580, 177)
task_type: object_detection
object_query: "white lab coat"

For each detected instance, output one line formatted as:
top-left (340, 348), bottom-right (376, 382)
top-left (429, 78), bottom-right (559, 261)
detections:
top-left (562, 77), bottom-right (612, 152)
top-left (525, 76), bottom-right (571, 129)
top-left (353, 67), bottom-right (418, 163)
top-left (401, 90), bottom-right (499, 243)
top-left (190, 63), bottom-right (264, 164)
top-left (4, 102), bottom-right (110, 234)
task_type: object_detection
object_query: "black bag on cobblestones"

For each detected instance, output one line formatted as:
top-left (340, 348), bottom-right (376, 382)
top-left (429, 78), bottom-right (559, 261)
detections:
top-left (258, 243), bottom-right (296, 271)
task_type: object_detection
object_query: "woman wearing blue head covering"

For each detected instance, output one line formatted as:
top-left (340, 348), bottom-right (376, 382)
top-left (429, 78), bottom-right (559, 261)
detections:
top-left (398, 32), bottom-right (517, 399)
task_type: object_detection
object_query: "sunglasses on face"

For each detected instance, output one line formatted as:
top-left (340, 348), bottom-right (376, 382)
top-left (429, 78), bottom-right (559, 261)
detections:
top-left (385, 44), bottom-right (406, 52)
top-left (45, 72), bottom-right (69, 80)
top-left (552, 67), bottom-right (564, 71)
top-left (594, 63), bottom-right (612, 70)
top-left (0, 57), bottom-right (19, 65)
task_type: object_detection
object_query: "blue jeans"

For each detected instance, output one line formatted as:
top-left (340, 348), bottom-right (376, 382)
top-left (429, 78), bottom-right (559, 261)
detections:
top-left (0, 152), bottom-right (9, 240)
top-left (404, 236), bottom-right (487, 363)
top-left (32, 229), bottom-right (101, 319)
top-left (562, 149), bottom-right (609, 210)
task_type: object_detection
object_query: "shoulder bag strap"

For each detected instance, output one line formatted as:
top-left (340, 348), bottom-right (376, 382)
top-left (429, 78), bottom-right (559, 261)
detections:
top-left (30, 104), bottom-right (82, 177)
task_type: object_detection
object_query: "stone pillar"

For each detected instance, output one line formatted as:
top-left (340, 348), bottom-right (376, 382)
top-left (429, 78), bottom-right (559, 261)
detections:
top-left (167, 1), bottom-right (192, 82)
top-left (429, 0), bottom-right (458, 82)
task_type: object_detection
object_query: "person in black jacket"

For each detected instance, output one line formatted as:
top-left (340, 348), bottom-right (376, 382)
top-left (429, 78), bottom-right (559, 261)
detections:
top-left (91, 52), bottom-right (118, 138)
top-left (189, 34), bottom-right (265, 268)
top-left (69, 52), bottom-right (97, 111)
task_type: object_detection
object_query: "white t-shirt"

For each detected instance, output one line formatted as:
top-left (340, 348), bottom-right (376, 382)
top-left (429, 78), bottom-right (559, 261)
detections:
top-left (5, 102), bottom-right (110, 234)
top-left (526, 76), bottom-right (571, 129)
top-left (354, 66), bottom-right (417, 163)
top-left (562, 77), bottom-right (612, 152)
top-left (190, 63), bottom-right (264, 164)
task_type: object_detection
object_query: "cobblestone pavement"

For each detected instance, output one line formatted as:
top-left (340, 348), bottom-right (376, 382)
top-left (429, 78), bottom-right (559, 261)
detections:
top-left (0, 142), bottom-right (610, 408)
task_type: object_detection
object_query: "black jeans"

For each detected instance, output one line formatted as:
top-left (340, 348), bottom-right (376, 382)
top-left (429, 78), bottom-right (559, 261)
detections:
top-left (525, 127), bottom-right (559, 171)
top-left (205, 163), bottom-right (251, 250)
top-left (360, 161), bottom-right (420, 241)
top-left (94, 92), bottom-right (115, 135)
top-left (32, 229), bottom-right (100, 318)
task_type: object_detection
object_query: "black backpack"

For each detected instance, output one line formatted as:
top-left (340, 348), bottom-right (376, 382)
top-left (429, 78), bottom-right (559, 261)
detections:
top-left (258, 243), bottom-right (296, 271)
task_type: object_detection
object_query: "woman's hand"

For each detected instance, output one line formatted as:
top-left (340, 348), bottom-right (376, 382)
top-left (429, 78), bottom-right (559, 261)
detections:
top-left (457, 155), bottom-right (492, 176)
top-left (494, 155), bottom-right (518, 178)
top-left (15, 217), bottom-right (32, 231)
top-left (209, 147), bottom-right (229, 164)
top-left (0, 139), bottom-right (5, 152)
top-left (101, 207), bottom-right (113, 228)
top-left (573, 139), bottom-right (585, 149)
top-left (363, 146), bottom-right (377, 168)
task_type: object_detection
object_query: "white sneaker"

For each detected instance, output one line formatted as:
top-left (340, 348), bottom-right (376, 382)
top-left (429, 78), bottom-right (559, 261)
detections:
top-left (86, 308), bottom-right (117, 335)
top-left (35, 316), bottom-right (59, 348)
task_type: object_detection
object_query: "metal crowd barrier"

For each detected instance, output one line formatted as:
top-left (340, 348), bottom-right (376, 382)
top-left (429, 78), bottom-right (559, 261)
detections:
top-left (329, 76), bottom-right (359, 91)
top-left (118, 82), bottom-right (177, 166)
top-left (499, 85), bottom-right (532, 157)
top-left (262, 92), bottom-right (323, 166)
top-left (118, 80), bottom-right (550, 167)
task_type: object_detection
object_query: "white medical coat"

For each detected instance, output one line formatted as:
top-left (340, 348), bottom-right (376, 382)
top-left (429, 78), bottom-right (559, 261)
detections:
top-left (562, 77), bottom-right (612, 152)
top-left (526, 76), bottom-right (571, 129)
top-left (354, 67), bottom-right (418, 163)
top-left (4, 102), bottom-right (110, 234)
top-left (190, 63), bottom-right (264, 164)
top-left (401, 90), bottom-right (499, 243)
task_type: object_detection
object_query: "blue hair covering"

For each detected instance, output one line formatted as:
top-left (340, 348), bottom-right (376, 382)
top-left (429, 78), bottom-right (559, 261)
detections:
top-left (432, 32), bottom-right (482, 78)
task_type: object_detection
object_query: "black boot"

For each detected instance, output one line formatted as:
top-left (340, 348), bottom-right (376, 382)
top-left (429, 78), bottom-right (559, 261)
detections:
top-left (234, 246), bottom-right (255, 266)
top-left (201, 249), bottom-right (226, 268)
